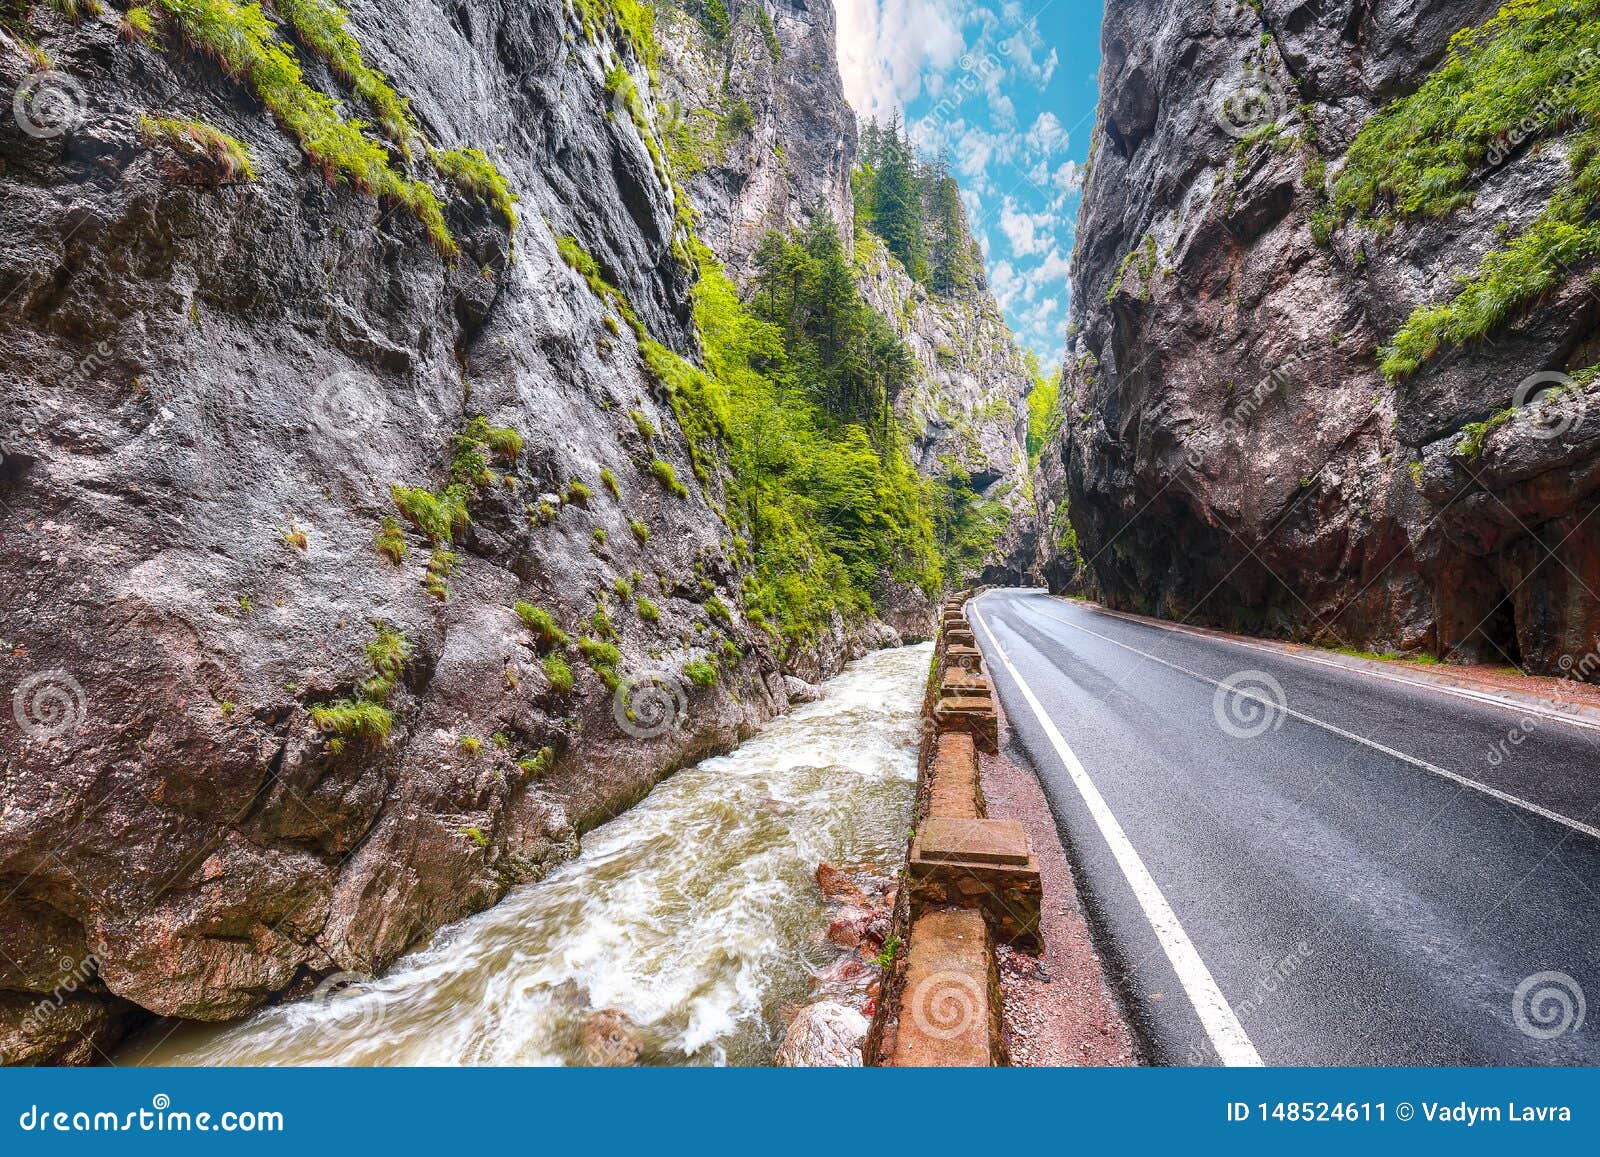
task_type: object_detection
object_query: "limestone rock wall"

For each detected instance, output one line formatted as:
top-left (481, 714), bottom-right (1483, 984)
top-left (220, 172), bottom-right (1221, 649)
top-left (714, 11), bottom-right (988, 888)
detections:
top-left (1035, 0), bottom-right (1600, 673)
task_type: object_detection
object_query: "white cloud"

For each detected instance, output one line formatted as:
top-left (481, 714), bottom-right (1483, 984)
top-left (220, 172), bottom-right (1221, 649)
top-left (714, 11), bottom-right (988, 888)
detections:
top-left (990, 259), bottom-right (1020, 311)
top-left (1033, 247), bottom-right (1073, 284)
top-left (999, 197), bottom-right (1057, 258)
top-left (835, 0), bottom-right (967, 121)
top-left (1052, 160), bottom-right (1084, 194)
top-left (1024, 111), bottom-right (1068, 158)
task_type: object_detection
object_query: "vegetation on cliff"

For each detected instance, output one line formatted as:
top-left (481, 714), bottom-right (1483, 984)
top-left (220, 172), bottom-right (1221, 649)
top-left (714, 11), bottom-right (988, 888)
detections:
top-left (854, 117), bottom-right (981, 295)
top-left (1323, 0), bottom-right (1600, 379)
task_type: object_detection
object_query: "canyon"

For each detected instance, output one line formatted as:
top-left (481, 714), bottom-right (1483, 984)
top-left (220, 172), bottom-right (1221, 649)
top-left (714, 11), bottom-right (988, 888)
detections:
top-left (0, 0), bottom-right (1029, 1062)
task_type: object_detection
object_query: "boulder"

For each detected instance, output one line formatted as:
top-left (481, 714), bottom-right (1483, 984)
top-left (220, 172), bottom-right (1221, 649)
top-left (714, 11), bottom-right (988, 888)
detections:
top-left (773, 1001), bottom-right (867, 1067)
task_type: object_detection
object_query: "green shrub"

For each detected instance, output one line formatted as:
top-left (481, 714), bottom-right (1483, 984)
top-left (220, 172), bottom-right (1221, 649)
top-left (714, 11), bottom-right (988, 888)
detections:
top-left (375, 515), bottom-right (408, 563)
top-left (121, 5), bottom-right (156, 39)
top-left (460, 415), bottom-right (523, 460)
top-left (542, 653), bottom-right (574, 693)
top-left (684, 658), bottom-right (717, 687)
top-left (629, 518), bottom-right (650, 543)
top-left (153, 0), bottom-right (458, 256)
top-left (600, 467), bottom-right (621, 498)
top-left (432, 146), bottom-right (519, 229)
top-left (566, 480), bottom-right (593, 506)
top-left (628, 410), bottom-right (655, 440)
top-left (424, 549), bottom-right (455, 600)
top-left (459, 735), bottom-right (482, 756)
top-left (611, 575), bottom-right (633, 599)
top-left (391, 484), bottom-right (469, 544)
top-left (310, 698), bottom-right (393, 742)
top-left (1322, 2), bottom-right (1600, 378)
top-left (556, 234), bottom-right (645, 337)
top-left (648, 458), bottom-right (688, 497)
top-left (137, 114), bottom-right (256, 181)
top-left (573, 0), bottom-right (658, 67)
top-left (578, 637), bottom-right (621, 668)
top-left (515, 602), bottom-right (569, 649)
top-left (273, 0), bottom-right (419, 151)
top-left (519, 746), bottom-right (557, 778)
top-left (705, 594), bottom-right (731, 624)
top-left (637, 596), bottom-right (660, 622)
top-left (362, 622), bottom-right (409, 702)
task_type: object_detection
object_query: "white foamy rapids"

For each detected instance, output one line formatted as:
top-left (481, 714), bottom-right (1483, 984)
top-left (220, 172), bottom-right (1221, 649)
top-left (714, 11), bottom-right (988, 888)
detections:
top-left (126, 643), bottom-right (930, 1067)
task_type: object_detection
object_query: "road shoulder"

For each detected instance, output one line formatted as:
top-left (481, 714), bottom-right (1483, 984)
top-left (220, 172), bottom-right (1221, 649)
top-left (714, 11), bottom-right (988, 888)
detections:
top-left (980, 684), bottom-right (1140, 1066)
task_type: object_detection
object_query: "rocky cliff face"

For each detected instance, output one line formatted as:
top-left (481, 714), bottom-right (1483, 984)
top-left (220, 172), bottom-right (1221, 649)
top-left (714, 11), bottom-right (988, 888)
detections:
top-left (654, 3), bottom-right (1033, 586)
top-left (653, 0), bottom-right (855, 277)
top-left (0, 0), bottom-right (935, 1065)
top-left (855, 231), bottom-right (1033, 576)
top-left (1039, 0), bottom-right (1600, 675)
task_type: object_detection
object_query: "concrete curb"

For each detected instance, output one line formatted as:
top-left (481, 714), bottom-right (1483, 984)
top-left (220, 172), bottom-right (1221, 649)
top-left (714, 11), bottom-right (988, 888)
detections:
top-left (867, 589), bottom-right (1038, 1066)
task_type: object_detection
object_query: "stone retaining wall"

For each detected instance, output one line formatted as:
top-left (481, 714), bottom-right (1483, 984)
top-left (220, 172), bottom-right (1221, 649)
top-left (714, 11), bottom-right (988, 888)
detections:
top-left (866, 590), bottom-right (1041, 1066)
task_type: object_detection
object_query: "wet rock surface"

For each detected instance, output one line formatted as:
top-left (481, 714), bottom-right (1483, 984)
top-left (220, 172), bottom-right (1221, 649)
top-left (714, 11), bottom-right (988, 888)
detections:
top-left (1033, 0), bottom-right (1600, 673)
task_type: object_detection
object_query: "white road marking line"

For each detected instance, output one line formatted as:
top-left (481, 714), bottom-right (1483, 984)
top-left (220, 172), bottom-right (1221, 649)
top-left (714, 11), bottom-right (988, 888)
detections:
top-left (970, 602), bottom-right (1265, 1067)
top-left (1018, 598), bottom-right (1600, 844)
top-left (1084, 598), bottom-right (1600, 736)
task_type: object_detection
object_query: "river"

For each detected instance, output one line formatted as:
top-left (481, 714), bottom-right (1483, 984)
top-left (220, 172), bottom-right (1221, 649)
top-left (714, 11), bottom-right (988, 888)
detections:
top-left (123, 643), bottom-right (929, 1066)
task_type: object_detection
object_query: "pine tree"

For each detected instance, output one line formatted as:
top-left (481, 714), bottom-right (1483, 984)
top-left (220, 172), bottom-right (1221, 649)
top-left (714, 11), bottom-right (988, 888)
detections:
top-left (866, 116), bottom-right (928, 281)
top-left (925, 152), bottom-right (975, 295)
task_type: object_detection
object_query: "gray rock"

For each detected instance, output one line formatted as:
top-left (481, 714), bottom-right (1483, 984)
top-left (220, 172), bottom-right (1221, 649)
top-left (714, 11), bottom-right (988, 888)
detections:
top-left (1030, 0), bottom-right (1600, 674)
top-left (773, 1000), bottom-right (866, 1067)
top-left (783, 675), bottom-right (823, 703)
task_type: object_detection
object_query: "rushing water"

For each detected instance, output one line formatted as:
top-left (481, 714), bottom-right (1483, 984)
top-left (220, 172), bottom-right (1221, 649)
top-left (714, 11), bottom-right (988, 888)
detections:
top-left (125, 643), bottom-right (929, 1067)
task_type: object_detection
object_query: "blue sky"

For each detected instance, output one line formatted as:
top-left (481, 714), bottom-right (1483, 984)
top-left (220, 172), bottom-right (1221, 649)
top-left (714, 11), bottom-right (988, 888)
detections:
top-left (835, 0), bottom-right (1103, 369)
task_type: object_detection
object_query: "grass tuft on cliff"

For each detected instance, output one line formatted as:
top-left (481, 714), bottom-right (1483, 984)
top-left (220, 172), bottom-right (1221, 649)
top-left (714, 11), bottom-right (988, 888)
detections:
top-left (272, 0), bottom-right (418, 153)
top-left (137, 113), bottom-right (256, 181)
top-left (310, 621), bottom-right (408, 745)
top-left (432, 146), bottom-right (519, 230)
top-left (153, 0), bottom-right (458, 256)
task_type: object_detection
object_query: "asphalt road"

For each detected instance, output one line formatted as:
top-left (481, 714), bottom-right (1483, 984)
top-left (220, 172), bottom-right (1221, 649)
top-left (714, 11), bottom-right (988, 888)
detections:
top-left (969, 589), bottom-right (1600, 1066)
